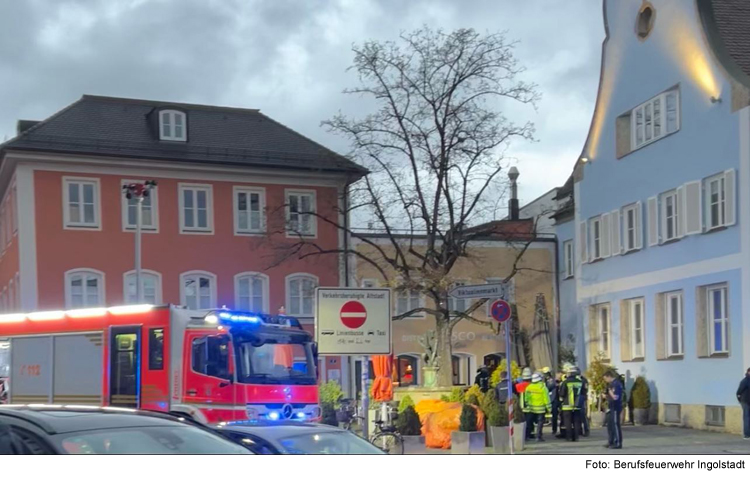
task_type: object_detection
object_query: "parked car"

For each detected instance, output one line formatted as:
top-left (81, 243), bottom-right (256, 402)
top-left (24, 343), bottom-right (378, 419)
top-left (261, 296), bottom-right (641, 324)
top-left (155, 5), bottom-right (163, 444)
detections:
top-left (0, 405), bottom-right (251, 454)
top-left (216, 421), bottom-right (385, 454)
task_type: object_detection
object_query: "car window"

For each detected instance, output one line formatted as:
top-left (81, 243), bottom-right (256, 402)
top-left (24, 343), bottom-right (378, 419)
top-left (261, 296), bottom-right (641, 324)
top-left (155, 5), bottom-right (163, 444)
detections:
top-left (277, 431), bottom-right (384, 455)
top-left (224, 431), bottom-right (277, 455)
top-left (57, 425), bottom-right (251, 454)
top-left (11, 427), bottom-right (54, 455)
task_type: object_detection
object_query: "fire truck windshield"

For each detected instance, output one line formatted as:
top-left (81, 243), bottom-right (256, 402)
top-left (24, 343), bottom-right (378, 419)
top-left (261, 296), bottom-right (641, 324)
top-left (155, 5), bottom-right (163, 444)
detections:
top-left (236, 340), bottom-right (316, 385)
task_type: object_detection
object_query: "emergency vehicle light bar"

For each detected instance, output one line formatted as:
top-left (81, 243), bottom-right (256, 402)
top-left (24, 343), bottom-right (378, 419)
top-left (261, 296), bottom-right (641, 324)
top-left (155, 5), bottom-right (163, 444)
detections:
top-left (203, 310), bottom-right (303, 330)
top-left (0, 304), bottom-right (155, 323)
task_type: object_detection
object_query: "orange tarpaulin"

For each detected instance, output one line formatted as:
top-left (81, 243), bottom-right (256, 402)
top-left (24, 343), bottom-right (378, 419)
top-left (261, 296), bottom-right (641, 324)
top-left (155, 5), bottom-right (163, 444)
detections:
top-left (415, 400), bottom-right (486, 449)
top-left (273, 345), bottom-right (294, 367)
top-left (371, 354), bottom-right (393, 401)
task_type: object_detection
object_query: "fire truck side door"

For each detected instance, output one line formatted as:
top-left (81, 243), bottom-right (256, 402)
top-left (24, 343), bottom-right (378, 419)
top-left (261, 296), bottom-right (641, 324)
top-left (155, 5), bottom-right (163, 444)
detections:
top-left (109, 327), bottom-right (141, 408)
top-left (183, 333), bottom-right (236, 423)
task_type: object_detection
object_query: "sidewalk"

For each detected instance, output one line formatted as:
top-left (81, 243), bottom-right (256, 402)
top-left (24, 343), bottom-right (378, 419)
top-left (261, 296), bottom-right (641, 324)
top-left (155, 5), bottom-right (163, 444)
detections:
top-left (416, 425), bottom-right (750, 454)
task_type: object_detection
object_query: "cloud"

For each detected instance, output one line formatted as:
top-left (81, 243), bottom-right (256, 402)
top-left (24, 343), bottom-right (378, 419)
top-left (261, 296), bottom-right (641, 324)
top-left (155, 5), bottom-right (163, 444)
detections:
top-left (0, 0), bottom-right (604, 205)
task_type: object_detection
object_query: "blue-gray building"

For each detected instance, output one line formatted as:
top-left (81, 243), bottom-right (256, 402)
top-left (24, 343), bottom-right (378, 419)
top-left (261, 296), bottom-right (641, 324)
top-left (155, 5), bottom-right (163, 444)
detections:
top-left (532, 0), bottom-right (750, 434)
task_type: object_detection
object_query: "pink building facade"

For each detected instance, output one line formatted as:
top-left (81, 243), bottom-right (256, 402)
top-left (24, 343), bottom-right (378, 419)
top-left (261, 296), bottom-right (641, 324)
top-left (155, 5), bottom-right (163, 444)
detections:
top-left (0, 95), bottom-right (366, 389)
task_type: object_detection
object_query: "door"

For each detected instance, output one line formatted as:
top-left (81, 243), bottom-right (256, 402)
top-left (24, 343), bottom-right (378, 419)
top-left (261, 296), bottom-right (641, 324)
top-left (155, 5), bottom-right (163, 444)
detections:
top-left (183, 332), bottom-right (236, 422)
top-left (109, 327), bottom-right (140, 408)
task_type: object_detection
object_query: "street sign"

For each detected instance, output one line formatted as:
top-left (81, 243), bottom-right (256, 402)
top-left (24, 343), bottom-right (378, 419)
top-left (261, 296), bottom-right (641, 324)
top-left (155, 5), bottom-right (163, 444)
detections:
top-left (316, 288), bottom-right (391, 355)
top-left (448, 283), bottom-right (507, 300)
top-left (490, 299), bottom-right (511, 323)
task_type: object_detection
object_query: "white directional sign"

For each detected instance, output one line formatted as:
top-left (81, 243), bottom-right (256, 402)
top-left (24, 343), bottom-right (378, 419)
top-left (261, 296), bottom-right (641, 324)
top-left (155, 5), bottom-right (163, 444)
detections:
top-left (448, 283), bottom-right (508, 300)
top-left (315, 288), bottom-right (391, 355)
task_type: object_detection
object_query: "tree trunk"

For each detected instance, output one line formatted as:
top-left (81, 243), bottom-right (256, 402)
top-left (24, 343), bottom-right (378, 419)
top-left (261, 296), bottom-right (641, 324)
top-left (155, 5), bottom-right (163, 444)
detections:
top-left (435, 317), bottom-right (454, 387)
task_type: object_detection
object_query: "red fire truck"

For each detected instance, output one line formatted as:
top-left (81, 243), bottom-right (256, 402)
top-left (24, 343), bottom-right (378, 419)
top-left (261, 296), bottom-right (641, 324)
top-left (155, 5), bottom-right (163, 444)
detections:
top-left (0, 305), bottom-right (320, 424)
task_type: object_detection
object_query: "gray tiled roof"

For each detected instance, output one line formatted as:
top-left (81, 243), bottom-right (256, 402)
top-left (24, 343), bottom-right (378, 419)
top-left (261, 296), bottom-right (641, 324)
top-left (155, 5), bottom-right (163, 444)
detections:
top-left (1, 95), bottom-right (366, 176)
top-left (700, 0), bottom-right (750, 87)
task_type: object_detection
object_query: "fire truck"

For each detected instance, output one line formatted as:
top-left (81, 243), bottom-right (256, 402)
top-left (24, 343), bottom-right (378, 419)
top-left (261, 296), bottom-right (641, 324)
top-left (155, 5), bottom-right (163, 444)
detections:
top-left (0, 304), bottom-right (320, 423)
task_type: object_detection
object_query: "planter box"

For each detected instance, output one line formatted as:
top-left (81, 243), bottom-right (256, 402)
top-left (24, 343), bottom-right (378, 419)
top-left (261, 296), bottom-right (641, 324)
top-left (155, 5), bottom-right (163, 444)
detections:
top-left (512, 422), bottom-right (525, 452)
top-left (402, 435), bottom-right (426, 454)
top-left (590, 411), bottom-right (605, 428)
top-left (633, 408), bottom-right (650, 426)
top-left (487, 426), bottom-right (511, 454)
top-left (451, 431), bottom-right (486, 454)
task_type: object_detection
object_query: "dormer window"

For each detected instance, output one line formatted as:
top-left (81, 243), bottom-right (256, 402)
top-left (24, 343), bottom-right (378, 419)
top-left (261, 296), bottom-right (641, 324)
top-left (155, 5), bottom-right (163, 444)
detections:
top-left (159, 109), bottom-right (186, 141)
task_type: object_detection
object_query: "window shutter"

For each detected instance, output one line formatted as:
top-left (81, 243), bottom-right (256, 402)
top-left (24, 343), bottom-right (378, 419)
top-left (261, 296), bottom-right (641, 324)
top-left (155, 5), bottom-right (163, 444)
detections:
top-left (655, 294), bottom-right (666, 360)
top-left (647, 197), bottom-right (659, 246)
top-left (635, 201), bottom-right (644, 249)
top-left (695, 286), bottom-right (708, 358)
top-left (724, 169), bottom-right (736, 226)
top-left (600, 213), bottom-right (611, 258)
top-left (579, 221), bottom-right (588, 265)
top-left (587, 305), bottom-right (598, 362)
top-left (683, 181), bottom-right (702, 235)
top-left (620, 300), bottom-right (631, 362)
top-left (610, 209), bottom-right (621, 255)
top-left (676, 186), bottom-right (686, 238)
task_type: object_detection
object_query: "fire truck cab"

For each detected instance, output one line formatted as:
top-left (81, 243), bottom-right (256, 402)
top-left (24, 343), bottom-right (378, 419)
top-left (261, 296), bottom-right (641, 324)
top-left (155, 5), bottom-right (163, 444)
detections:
top-left (0, 305), bottom-right (320, 424)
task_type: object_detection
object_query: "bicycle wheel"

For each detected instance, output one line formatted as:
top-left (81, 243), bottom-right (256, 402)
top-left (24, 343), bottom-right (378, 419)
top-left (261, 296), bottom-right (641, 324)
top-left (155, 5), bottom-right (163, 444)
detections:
top-left (370, 432), bottom-right (404, 455)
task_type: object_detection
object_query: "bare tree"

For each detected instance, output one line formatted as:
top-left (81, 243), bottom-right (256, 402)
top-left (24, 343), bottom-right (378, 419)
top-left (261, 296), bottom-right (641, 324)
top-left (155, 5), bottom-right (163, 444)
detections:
top-left (271, 27), bottom-right (540, 386)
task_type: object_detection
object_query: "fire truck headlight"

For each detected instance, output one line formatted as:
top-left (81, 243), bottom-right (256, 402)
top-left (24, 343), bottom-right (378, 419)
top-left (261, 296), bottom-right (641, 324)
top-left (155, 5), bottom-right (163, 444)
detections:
top-left (205, 315), bottom-right (219, 324)
top-left (268, 411), bottom-right (280, 421)
top-left (296, 412), bottom-right (306, 420)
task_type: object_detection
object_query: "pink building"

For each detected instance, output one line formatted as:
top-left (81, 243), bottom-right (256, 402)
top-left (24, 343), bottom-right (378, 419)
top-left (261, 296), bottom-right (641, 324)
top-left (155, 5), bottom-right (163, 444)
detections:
top-left (0, 95), bottom-right (365, 385)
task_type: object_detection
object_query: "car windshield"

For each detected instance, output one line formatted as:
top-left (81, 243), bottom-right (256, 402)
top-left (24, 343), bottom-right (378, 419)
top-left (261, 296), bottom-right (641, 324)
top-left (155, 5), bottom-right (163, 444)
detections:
top-left (277, 431), bottom-right (384, 455)
top-left (236, 341), bottom-right (316, 385)
top-left (57, 425), bottom-right (252, 454)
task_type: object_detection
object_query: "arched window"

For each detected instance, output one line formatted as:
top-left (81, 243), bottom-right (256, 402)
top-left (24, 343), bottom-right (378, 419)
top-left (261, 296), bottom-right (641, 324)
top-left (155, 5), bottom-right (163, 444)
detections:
top-left (234, 272), bottom-right (269, 313)
top-left (124, 270), bottom-right (162, 305)
top-left (636, 3), bottom-right (655, 40)
top-left (180, 271), bottom-right (216, 310)
top-left (396, 354), bottom-right (419, 387)
top-left (285, 274), bottom-right (318, 317)
top-left (451, 353), bottom-right (475, 386)
top-left (65, 269), bottom-right (105, 309)
top-left (159, 109), bottom-right (187, 141)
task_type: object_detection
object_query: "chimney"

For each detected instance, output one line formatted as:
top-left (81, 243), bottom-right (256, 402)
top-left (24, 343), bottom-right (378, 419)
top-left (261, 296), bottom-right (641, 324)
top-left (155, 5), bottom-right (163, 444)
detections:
top-left (16, 120), bottom-right (40, 135)
top-left (508, 166), bottom-right (520, 220)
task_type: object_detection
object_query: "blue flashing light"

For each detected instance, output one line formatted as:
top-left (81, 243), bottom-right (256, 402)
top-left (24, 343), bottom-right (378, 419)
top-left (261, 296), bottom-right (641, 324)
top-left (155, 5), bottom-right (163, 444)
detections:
top-left (268, 411), bottom-right (280, 421)
top-left (217, 311), bottom-right (260, 324)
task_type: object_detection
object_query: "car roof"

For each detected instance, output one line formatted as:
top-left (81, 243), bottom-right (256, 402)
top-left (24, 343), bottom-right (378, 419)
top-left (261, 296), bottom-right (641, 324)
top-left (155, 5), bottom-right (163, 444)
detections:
top-left (216, 421), bottom-right (347, 439)
top-left (0, 405), bottom-right (190, 435)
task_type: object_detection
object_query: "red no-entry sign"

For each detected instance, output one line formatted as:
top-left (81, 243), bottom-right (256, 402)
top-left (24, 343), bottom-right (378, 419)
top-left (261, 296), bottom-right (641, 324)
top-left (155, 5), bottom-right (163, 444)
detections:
top-left (340, 300), bottom-right (368, 329)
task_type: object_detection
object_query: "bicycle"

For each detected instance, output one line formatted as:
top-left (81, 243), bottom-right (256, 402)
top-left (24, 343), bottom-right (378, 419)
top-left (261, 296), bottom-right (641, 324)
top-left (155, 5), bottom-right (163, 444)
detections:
top-left (369, 419), bottom-right (404, 455)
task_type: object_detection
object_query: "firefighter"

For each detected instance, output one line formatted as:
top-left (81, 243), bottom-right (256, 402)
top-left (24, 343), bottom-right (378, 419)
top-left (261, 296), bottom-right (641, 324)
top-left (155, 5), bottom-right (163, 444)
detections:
top-left (524, 372), bottom-right (551, 442)
top-left (543, 367), bottom-right (559, 435)
top-left (495, 370), bottom-right (516, 404)
top-left (559, 365), bottom-right (584, 442)
top-left (474, 365), bottom-right (490, 393)
top-left (580, 369), bottom-right (590, 437)
top-left (515, 367), bottom-right (533, 432)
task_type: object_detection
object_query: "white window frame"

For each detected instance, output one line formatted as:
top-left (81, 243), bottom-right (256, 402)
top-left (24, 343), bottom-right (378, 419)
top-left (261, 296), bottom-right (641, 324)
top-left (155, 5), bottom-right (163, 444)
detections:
top-left (180, 271), bottom-right (217, 310)
top-left (285, 273), bottom-right (318, 318)
top-left (448, 280), bottom-right (469, 314)
top-left (623, 204), bottom-right (639, 252)
top-left (64, 269), bottom-right (105, 309)
top-left (234, 272), bottom-right (270, 313)
top-left (563, 240), bottom-right (574, 278)
top-left (665, 291), bottom-right (684, 357)
top-left (63, 177), bottom-right (101, 230)
top-left (705, 173), bottom-right (727, 230)
top-left (121, 179), bottom-right (159, 232)
top-left (123, 270), bottom-right (163, 305)
top-left (233, 187), bottom-right (266, 235)
top-left (630, 298), bottom-right (645, 359)
top-left (396, 283), bottom-right (425, 319)
top-left (590, 216), bottom-right (602, 260)
top-left (597, 304), bottom-right (611, 359)
top-left (285, 189), bottom-right (317, 237)
top-left (179, 184), bottom-right (214, 234)
top-left (707, 285), bottom-right (728, 355)
top-left (661, 190), bottom-right (680, 242)
top-left (159, 109), bottom-right (187, 142)
top-left (631, 88), bottom-right (680, 150)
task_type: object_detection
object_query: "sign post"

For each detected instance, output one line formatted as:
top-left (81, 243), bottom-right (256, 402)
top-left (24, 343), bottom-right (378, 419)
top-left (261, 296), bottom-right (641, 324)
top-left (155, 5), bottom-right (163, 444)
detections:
top-left (490, 299), bottom-right (513, 455)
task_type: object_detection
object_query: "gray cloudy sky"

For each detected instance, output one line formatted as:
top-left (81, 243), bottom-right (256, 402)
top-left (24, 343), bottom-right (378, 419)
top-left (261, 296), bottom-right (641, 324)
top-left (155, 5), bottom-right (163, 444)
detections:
top-left (0, 0), bottom-right (604, 209)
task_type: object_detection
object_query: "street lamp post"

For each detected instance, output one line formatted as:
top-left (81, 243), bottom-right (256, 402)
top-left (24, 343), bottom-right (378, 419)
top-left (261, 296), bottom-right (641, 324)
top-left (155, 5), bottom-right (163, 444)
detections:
top-left (123, 181), bottom-right (157, 303)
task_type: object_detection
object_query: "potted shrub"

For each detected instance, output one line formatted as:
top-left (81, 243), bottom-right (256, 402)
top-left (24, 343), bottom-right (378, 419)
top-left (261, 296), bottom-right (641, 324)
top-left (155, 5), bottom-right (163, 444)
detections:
top-left (483, 390), bottom-right (510, 453)
top-left (631, 376), bottom-right (651, 425)
top-left (319, 380), bottom-right (344, 427)
top-left (585, 352), bottom-right (614, 428)
top-left (396, 405), bottom-right (424, 454)
top-left (451, 404), bottom-right (485, 454)
top-left (511, 395), bottom-right (526, 451)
